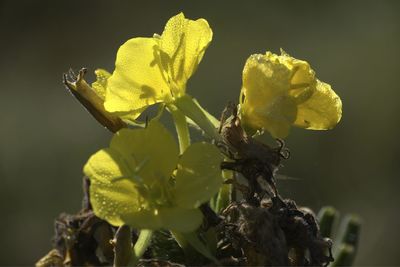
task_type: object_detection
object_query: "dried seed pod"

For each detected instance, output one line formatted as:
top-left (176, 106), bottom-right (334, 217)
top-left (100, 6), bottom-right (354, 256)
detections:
top-left (52, 210), bottom-right (114, 266)
top-left (63, 68), bottom-right (126, 133)
top-left (218, 201), bottom-right (288, 266)
top-left (218, 103), bottom-right (289, 201)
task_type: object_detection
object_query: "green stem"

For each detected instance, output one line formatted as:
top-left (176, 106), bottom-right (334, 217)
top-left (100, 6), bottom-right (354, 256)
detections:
top-left (174, 95), bottom-right (220, 141)
top-left (128, 229), bottom-right (153, 266)
top-left (174, 95), bottom-right (234, 213)
top-left (337, 215), bottom-right (361, 247)
top-left (171, 231), bottom-right (198, 265)
top-left (215, 170), bottom-right (232, 213)
top-left (331, 215), bottom-right (361, 267)
top-left (172, 231), bottom-right (218, 265)
top-left (317, 206), bottom-right (338, 238)
top-left (168, 104), bottom-right (191, 153)
top-left (330, 244), bottom-right (355, 267)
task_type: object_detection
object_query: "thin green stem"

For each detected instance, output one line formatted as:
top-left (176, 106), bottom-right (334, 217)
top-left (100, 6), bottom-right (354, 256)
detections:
top-left (174, 95), bottom-right (221, 141)
top-left (215, 170), bottom-right (232, 213)
top-left (113, 225), bottom-right (132, 267)
top-left (168, 104), bottom-right (191, 153)
top-left (128, 229), bottom-right (153, 266)
top-left (174, 95), bottom-right (233, 214)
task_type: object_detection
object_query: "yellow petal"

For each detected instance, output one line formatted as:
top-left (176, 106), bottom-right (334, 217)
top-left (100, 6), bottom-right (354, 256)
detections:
top-left (84, 148), bottom-right (142, 226)
top-left (104, 13), bottom-right (212, 119)
top-left (174, 142), bottom-right (222, 209)
top-left (110, 121), bottom-right (179, 184)
top-left (92, 68), bottom-right (147, 123)
top-left (241, 54), bottom-right (291, 108)
top-left (91, 68), bottom-right (111, 100)
top-left (122, 207), bottom-right (203, 232)
top-left (240, 53), bottom-right (300, 138)
top-left (241, 94), bottom-right (297, 138)
top-left (159, 13), bottom-right (213, 95)
top-left (105, 37), bottom-right (170, 117)
top-left (240, 50), bottom-right (342, 138)
top-left (294, 80), bottom-right (342, 129)
top-left (84, 147), bottom-right (201, 232)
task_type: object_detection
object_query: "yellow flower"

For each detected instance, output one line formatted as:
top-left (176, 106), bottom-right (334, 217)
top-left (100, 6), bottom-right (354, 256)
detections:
top-left (91, 68), bottom-right (111, 100)
top-left (104, 13), bottom-right (213, 119)
top-left (83, 121), bottom-right (222, 232)
top-left (239, 50), bottom-right (342, 138)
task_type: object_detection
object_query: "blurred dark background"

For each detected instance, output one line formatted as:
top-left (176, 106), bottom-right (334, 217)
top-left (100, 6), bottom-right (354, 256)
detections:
top-left (1, 0), bottom-right (399, 265)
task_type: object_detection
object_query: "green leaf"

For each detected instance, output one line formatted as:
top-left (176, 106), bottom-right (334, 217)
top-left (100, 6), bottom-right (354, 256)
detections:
top-left (189, 97), bottom-right (220, 129)
top-left (179, 231), bottom-right (218, 264)
top-left (174, 95), bottom-right (220, 140)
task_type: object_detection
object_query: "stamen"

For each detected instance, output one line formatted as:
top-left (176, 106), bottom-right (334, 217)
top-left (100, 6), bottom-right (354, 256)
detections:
top-left (134, 157), bottom-right (150, 173)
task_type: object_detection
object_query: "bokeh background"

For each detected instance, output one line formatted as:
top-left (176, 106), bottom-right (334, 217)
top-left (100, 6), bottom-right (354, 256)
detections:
top-left (1, 0), bottom-right (399, 265)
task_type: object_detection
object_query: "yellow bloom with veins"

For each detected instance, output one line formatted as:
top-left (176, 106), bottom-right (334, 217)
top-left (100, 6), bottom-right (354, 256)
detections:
top-left (84, 121), bottom-right (222, 232)
top-left (240, 50), bottom-right (342, 138)
top-left (104, 13), bottom-right (213, 119)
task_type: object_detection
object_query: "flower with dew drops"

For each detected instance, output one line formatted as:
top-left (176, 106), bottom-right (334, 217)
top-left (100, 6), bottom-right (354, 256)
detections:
top-left (83, 121), bottom-right (222, 232)
top-left (239, 50), bottom-right (342, 139)
top-left (103, 13), bottom-right (213, 120)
